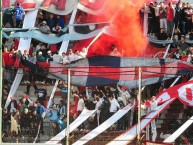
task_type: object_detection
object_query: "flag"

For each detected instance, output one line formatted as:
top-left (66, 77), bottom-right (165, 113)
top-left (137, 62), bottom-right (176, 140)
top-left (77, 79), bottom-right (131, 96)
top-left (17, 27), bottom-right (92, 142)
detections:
top-left (4, 0), bottom-right (108, 15)
top-left (156, 79), bottom-right (193, 106)
top-left (21, 56), bottom-right (193, 88)
top-left (3, 23), bottom-right (109, 44)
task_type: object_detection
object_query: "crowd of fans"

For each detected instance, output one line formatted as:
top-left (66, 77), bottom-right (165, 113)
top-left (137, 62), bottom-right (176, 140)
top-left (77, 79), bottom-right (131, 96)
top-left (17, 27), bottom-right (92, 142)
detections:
top-left (2, 1), bottom-right (193, 144)
top-left (140, 0), bottom-right (193, 62)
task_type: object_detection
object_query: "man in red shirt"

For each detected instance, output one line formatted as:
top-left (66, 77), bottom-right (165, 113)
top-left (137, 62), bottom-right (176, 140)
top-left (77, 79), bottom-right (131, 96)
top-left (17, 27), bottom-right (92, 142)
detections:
top-left (2, 46), bottom-right (10, 67)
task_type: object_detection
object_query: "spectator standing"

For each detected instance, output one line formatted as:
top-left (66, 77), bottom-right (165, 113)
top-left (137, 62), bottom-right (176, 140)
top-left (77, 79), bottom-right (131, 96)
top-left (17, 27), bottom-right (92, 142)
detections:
top-left (67, 49), bottom-right (76, 63)
top-left (185, 3), bottom-right (193, 34)
top-left (2, 109), bottom-right (11, 134)
top-left (20, 108), bottom-right (30, 135)
top-left (2, 46), bottom-right (10, 67)
top-left (117, 84), bottom-right (131, 106)
top-left (174, 0), bottom-right (182, 29)
top-left (109, 95), bottom-right (120, 116)
top-left (154, 2), bottom-right (160, 33)
top-left (36, 101), bottom-right (45, 134)
top-left (51, 122), bottom-right (60, 137)
top-left (61, 52), bottom-right (69, 64)
top-left (77, 95), bottom-right (85, 116)
top-left (3, 5), bottom-right (14, 28)
top-left (49, 104), bottom-right (59, 122)
top-left (30, 110), bottom-right (39, 129)
top-left (58, 116), bottom-right (67, 131)
top-left (166, 2), bottom-right (174, 36)
top-left (180, 3), bottom-right (188, 35)
top-left (35, 85), bottom-right (47, 106)
top-left (159, 3), bottom-right (167, 33)
top-left (109, 95), bottom-right (120, 131)
top-left (47, 13), bottom-right (56, 31)
top-left (148, 2), bottom-right (156, 35)
top-left (56, 15), bottom-right (65, 28)
top-left (13, 3), bottom-right (25, 28)
top-left (99, 96), bottom-right (110, 124)
top-left (56, 100), bottom-right (66, 119)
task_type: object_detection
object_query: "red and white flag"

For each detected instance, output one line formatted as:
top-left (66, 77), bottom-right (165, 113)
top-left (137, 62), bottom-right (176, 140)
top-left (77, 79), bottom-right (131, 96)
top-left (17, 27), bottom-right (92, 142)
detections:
top-left (156, 80), bottom-right (193, 106)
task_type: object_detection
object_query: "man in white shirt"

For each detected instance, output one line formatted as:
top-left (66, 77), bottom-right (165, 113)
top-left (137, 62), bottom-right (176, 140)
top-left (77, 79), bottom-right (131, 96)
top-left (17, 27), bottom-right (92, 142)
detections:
top-left (61, 52), bottom-right (69, 64)
top-left (77, 95), bottom-right (85, 116)
top-left (74, 50), bottom-right (84, 61)
top-left (109, 95), bottom-right (120, 116)
top-left (117, 84), bottom-right (131, 106)
top-left (79, 47), bottom-right (88, 58)
top-left (67, 49), bottom-right (76, 63)
top-left (109, 95), bottom-right (120, 131)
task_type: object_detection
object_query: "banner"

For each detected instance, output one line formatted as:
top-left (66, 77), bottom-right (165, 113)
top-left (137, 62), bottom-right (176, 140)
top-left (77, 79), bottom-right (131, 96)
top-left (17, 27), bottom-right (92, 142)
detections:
top-left (46, 108), bottom-right (96, 144)
top-left (5, 69), bottom-right (23, 108)
top-left (107, 98), bottom-right (175, 145)
top-left (46, 80), bottom-right (59, 109)
top-left (77, 0), bottom-right (107, 15)
top-left (21, 56), bottom-right (193, 89)
top-left (3, 28), bottom-right (104, 44)
top-left (163, 116), bottom-right (193, 143)
top-left (156, 80), bottom-right (193, 106)
top-left (3, 0), bottom-right (107, 15)
top-left (18, 9), bottom-right (38, 53)
top-left (59, 8), bottom-right (78, 55)
top-left (4, 10), bottom-right (37, 108)
top-left (72, 105), bottom-right (133, 145)
top-left (151, 120), bottom-right (157, 142)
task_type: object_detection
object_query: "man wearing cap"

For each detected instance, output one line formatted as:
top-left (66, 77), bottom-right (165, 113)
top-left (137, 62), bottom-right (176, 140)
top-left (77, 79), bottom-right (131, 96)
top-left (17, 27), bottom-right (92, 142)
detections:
top-left (38, 21), bottom-right (51, 34)
top-left (37, 51), bottom-right (45, 62)
top-left (45, 50), bottom-right (53, 62)
top-left (117, 84), bottom-right (131, 106)
top-left (35, 85), bottom-right (47, 106)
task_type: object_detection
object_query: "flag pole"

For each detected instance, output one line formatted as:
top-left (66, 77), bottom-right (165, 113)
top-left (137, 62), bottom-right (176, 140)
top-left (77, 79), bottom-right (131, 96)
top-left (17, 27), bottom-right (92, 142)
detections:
top-left (0, 0), bottom-right (3, 143)
top-left (66, 69), bottom-right (71, 145)
top-left (137, 67), bottom-right (142, 144)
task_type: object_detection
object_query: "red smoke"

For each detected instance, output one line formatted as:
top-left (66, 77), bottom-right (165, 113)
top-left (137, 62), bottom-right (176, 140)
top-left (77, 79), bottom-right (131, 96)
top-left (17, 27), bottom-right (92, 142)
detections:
top-left (73, 0), bottom-right (148, 57)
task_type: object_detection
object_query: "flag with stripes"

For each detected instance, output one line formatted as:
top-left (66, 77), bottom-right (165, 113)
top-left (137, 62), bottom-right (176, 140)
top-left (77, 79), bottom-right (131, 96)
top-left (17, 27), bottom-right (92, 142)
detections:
top-left (21, 56), bottom-right (193, 89)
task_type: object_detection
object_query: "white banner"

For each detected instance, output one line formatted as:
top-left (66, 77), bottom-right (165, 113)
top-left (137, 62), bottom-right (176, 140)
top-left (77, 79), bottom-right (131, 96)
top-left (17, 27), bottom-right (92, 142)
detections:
top-left (18, 9), bottom-right (38, 53)
top-left (164, 115), bottom-right (193, 143)
top-left (46, 108), bottom-right (97, 144)
top-left (59, 8), bottom-right (78, 55)
top-left (46, 80), bottom-right (59, 109)
top-left (5, 69), bottom-right (23, 108)
top-left (77, 0), bottom-right (107, 15)
top-left (107, 98), bottom-right (176, 145)
top-left (151, 120), bottom-right (157, 142)
top-left (73, 105), bottom-right (133, 145)
top-left (4, 10), bottom-right (38, 108)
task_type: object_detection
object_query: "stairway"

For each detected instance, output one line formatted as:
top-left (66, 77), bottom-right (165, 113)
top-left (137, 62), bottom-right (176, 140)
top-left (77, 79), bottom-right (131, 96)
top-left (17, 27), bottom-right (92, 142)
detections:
top-left (72, 131), bottom-right (126, 145)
